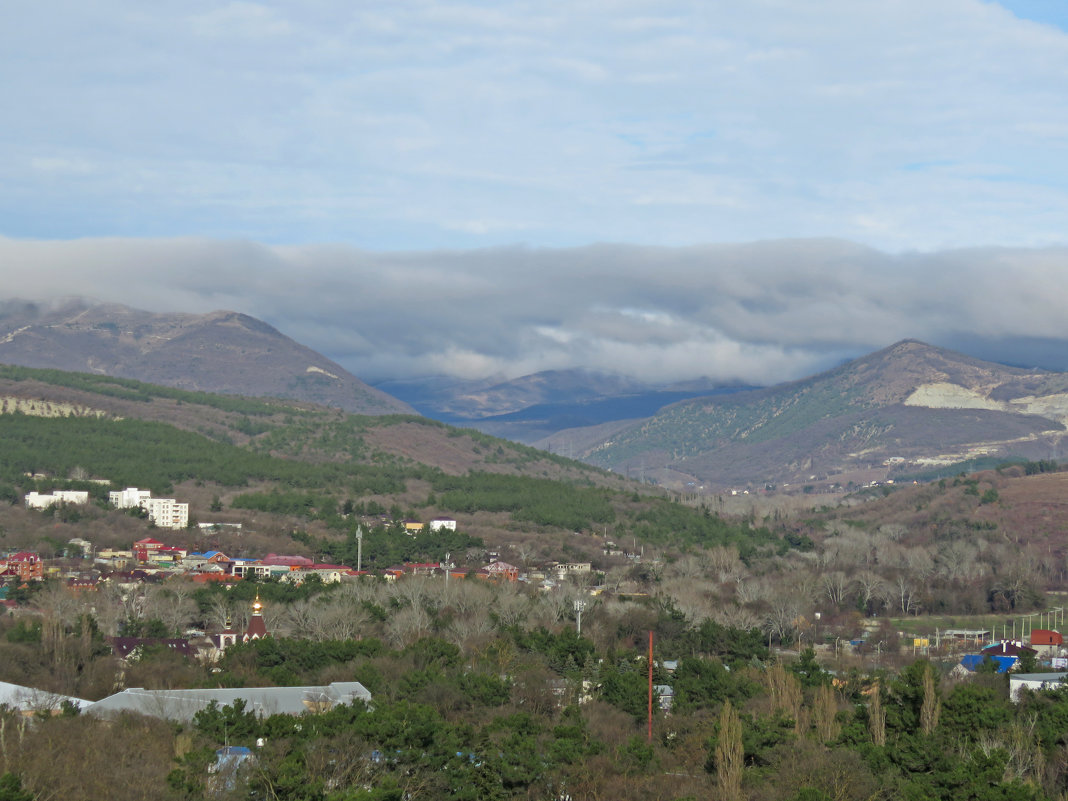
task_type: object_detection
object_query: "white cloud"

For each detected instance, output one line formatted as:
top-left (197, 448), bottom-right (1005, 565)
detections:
top-left (0, 1), bottom-right (1067, 249)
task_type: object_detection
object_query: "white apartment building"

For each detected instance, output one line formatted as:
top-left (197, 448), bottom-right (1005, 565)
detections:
top-left (109, 487), bottom-right (151, 509)
top-left (25, 490), bottom-right (90, 509)
top-left (109, 487), bottom-right (188, 529)
top-left (142, 498), bottom-right (189, 529)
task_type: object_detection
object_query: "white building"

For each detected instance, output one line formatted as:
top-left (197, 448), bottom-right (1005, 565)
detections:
top-left (109, 487), bottom-right (151, 509)
top-left (429, 518), bottom-right (457, 532)
top-left (553, 562), bottom-right (593, 580)
top-left (109, 487), bottom-right (188, 529)
top-left (142, 498), bottom-right (189, 529)
top-left (1010, 672), bottom-right (1068, 702)
top-left (25, 490), bottom-right (89, 509)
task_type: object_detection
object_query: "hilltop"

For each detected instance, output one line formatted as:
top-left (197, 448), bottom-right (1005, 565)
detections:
top-left (571, 340), bottom-right (1068, 489)
top-left (0, 300), bottom-right (411, 415)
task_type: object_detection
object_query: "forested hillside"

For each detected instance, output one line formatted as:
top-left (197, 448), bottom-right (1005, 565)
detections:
top-left (0, 363), bottom-right (791, 572)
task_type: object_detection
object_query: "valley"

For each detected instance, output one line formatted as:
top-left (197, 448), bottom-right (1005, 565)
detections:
top-left (2, 331), bottom-right (1068, 800)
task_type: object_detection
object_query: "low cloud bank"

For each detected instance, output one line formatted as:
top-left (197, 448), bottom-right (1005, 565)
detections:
top-left (4, 236), bottom-right (1068, 384)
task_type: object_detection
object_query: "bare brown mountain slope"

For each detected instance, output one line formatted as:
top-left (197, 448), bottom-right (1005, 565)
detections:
top-left (0, 300), bottom-right (411, 415)
top-left (579, 340), bottom-right (1068, 489)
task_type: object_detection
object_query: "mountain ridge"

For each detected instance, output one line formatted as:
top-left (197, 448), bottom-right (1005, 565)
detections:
top-left (570, 339), bottom-right (1068, 489)
top-left (0, 300), bottom-right (412, 415)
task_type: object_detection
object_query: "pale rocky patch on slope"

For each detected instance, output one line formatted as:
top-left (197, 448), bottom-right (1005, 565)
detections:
top-left (1007, 393), bottom-right (1068, 423)
top-left (904, 382), bottom-right (1004, 411)
top-left (0, 397), bottom-right (108, 418)
top-left (900, 382), bottom-right (1067, 465)
top-left (906, 381), bottom-right (1068, 426)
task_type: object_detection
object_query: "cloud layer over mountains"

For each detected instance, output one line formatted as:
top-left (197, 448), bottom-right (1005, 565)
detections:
top-left (5, 236), bottom-right (1068, 385)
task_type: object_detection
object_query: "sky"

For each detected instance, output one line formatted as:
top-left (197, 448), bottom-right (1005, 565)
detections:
top-left (3, 1), bottom-right (1068, 385)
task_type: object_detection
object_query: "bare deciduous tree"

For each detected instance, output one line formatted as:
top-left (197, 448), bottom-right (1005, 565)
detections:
top-left (823, 571), bottom-right (854, 607)
top-left (385, 604), bottom-right (430, 647)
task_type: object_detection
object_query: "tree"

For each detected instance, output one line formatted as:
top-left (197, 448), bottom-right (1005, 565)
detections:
top-left (920, 663), bottom-right (940, 736)
top-left (0, 773), bottom-right (32, 801)
top-left (823, 571), bottom-right (853, 607)
top-left (791, 647), bottom-right (829, 688)
top-left (868, 685), bottom-right (886, 747)
top-left (715, 700), bottom-right (744, 801)
top-left (766, 662), bottom-right (803, 731)
top-left (812, 684), bottom-right (840, 743)
top-left (855, 572), bottom-right (884, 616)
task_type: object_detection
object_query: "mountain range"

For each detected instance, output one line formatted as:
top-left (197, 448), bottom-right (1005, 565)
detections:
top-left (2, 300), bottom-right (1067, 493)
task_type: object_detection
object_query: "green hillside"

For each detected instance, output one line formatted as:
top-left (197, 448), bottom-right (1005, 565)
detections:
top-left (0, 363), bottom-right (787, 566)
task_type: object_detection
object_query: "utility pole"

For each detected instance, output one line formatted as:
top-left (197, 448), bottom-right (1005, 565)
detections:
top-left (440, 552), bottom-right (453, 589)
top-left (574, 599), bottom-right (586, 635)
top-left (647, 631), bottom-right (653, 742)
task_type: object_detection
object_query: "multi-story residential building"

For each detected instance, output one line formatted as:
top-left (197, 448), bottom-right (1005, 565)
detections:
top-left (110, 488), bottom-right (188, 529)
top-left (109, 487), bottom-right (151, 508)
top-left (141, 497), bottom-right (189, 529)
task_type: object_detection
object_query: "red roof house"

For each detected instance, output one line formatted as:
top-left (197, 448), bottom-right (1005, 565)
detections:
top-left (480, 561), bottom-right (519, 582)
top-left (1030, 629), bottom-right (1063, 647)
top-left (2, 553), bottom-right (43, 582)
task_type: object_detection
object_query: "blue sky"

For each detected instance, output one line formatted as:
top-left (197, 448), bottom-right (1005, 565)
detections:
top-left (4, 2), bottom-right (1068, 386)
top-left (1001, 0), bottom-right (1068, 30)
top-left (4, 0), bottom-right (1068, 252)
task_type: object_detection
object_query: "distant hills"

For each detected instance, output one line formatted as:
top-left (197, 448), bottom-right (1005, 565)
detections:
top-left (0, 300), bottom-right (411, 415)
top-left (377, 368), bottom-right (752, 444)
top-left (561, 340), bottom-right (1068, 490)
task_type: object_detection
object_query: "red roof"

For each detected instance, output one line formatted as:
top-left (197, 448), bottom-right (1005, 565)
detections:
top-left (1031, 629), bottom-right (1064, 646)
top-left (244, 614), bottom-right (268, 640)
top-left (981, 640), bottom-right (1036, 656)
top-left (261, 553), bottom-right (314, 566)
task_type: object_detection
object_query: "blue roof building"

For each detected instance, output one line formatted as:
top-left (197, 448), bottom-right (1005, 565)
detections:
top-left (960, 654), bottom-right (1017, 673)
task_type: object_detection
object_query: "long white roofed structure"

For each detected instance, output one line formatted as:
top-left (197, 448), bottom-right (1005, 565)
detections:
top-left (0, 681), bottom-right (92, 715)
top-left (85, 681), bottom-right (371, 722)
